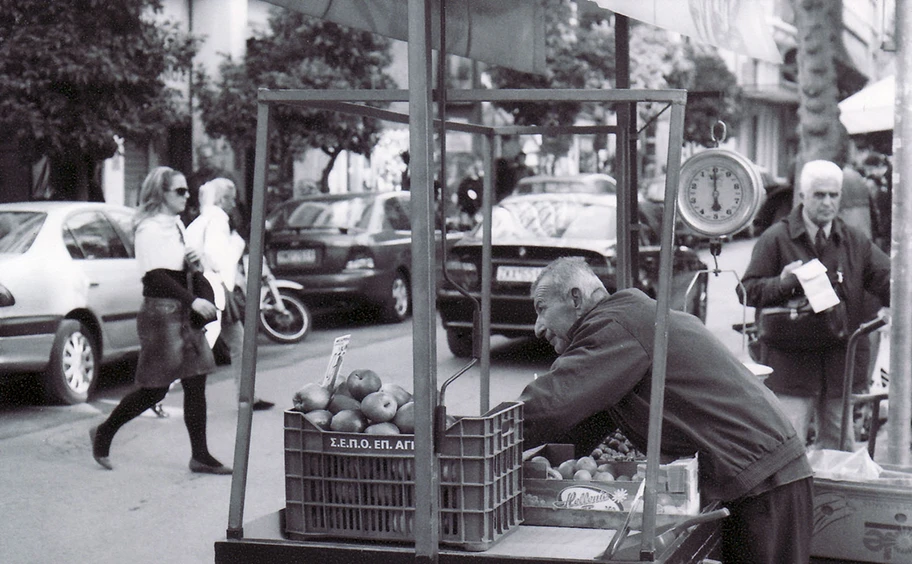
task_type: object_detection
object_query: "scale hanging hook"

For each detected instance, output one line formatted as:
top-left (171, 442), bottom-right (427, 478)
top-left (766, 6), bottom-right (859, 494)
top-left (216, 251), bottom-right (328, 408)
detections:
top-left (711, 121), bottom-right (727, 147)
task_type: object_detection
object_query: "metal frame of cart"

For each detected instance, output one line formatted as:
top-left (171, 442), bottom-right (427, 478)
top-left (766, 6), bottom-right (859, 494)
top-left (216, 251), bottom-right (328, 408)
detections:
top-left (221, 86), bottom-right (694, 563)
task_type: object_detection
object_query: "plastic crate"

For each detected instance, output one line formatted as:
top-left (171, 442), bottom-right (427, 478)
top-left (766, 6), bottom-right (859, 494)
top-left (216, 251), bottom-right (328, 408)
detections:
top-left (284, 401), bottom-right (523, 551)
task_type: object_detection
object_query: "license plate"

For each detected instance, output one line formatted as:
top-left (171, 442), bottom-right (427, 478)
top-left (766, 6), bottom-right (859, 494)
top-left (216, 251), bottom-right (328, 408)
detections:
top-left (276, 248), bottom-right (317, 266)
top-left (496, 265), bottom-right (543, 283)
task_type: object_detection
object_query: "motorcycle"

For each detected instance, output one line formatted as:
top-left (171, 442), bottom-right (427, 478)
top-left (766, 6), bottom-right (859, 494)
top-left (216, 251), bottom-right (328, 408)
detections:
top-left (241, 256), bottom-right (312, 344)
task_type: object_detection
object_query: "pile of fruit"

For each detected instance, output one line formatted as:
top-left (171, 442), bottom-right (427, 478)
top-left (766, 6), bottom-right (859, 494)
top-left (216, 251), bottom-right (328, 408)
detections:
top-left (590, 429), bottom-right (646, 462)
top-left (292, 369), bottom-right (415, 435)
top-left (528, 454), bottom-right (630, 482)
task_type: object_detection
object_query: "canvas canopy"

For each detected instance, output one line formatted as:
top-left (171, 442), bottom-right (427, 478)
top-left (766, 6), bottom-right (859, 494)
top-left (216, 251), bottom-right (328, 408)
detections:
top-left (840, 75), bottom-right (896, 135)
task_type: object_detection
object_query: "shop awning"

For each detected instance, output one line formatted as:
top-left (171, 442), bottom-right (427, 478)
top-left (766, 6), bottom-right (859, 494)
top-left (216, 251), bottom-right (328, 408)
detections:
top-left (839, 75), bottom-right (896, 135)
top-left (261, 0), bottom-right (547, 74)
top-left (263, 0), bottom-right (784, 75)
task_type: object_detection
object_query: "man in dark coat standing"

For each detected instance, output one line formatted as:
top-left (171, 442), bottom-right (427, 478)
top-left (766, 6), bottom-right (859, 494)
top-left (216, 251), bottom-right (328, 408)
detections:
top-left (739, 160), bottom-right (890, 450)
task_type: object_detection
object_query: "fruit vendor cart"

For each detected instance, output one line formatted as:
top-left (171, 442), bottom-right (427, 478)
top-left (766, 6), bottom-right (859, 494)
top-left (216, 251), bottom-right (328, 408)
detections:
top-left (215, 2), bottom-right (912, 563)
top-left (212, 58), bottom-right (726, 564)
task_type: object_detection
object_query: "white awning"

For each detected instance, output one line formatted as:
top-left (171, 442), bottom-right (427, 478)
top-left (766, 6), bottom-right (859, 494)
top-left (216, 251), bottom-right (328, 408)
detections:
top-left (591, 0), bottom-right (783, 64)
top-left (839, 75), bottom-right (895, 135)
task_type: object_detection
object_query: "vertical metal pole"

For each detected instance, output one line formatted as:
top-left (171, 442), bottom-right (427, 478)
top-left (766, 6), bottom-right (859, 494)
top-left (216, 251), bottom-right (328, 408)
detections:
top-left (887, 0), bottom-right (911, 466)
top-left (639, 100), bottom-right (686, 560)
top-left (615, 15), bottom-right (634, 290)
top-left (226, 100), bottom-right (270, 539)
top-left (479, 134), bottom-right (493, 414)
top-left (408, 0), bottom-right (440, 560)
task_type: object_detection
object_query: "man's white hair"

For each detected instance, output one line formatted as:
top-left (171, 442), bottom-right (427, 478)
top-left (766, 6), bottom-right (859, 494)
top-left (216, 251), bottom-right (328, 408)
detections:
top-left (531, 256), bottom-right (606, 302)
top-left (799, 160), bottom-right (843, 196)
top-left (198, 177), bottom-right (235, 207)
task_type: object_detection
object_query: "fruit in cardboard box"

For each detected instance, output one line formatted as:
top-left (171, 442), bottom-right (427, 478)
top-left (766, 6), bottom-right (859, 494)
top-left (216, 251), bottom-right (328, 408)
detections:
top-left (361, 391), bottom-right (399, 423)
top-left (546, 468), bottom-right (563, 480)
top-left (557, 459), bottom-right (577, 480)
top-left (293, 383), bottom-right (332, 413)
top-left (380, 382), bottom-right (413, 407)
top-left (573, 469), bottom-right (593, 481)
top-left (330, 409), bottom-right (368, 432)
top-left (346, 369), bottom-right (382, 400)
top-left (576, 456), bottom-right (598, 474)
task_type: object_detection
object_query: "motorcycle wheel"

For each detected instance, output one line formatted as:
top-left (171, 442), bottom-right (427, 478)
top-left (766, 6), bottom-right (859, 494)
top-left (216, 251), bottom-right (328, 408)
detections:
top-left (259, 290), bottom-right (312, 344)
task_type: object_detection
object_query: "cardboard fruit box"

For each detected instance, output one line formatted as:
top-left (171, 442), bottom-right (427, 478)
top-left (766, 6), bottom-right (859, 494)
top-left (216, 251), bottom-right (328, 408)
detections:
top-left (811, 465), bottom-right (912, 563)
top-left (283, 402), bottom-right (523, 551)
top-left (522, 444), bottom-right (700, 529)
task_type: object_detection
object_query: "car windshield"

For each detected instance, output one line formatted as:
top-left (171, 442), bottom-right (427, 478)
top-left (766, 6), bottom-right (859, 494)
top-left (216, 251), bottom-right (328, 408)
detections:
top-left (0, 212), bottom-right (46, 253)
top-left (476, 197), bottom-right (618, 241)
top-left (279, 198), bottom-right (374, 231)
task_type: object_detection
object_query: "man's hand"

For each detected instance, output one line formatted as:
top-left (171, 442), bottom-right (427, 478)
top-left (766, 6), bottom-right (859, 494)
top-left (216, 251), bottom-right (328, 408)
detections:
top-left (779, 260), bottom-right (804, 281)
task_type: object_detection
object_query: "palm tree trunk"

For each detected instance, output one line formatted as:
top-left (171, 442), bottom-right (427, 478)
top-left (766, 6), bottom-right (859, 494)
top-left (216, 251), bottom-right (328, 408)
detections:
top-left (794, 0), bottom-right (846, 183)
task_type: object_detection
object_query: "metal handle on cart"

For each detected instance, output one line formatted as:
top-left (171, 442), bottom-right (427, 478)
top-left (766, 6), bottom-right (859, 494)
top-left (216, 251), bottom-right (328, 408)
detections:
top-left (839, 316), bottom-right (889, 450)
top-left (435, 359), bottom-right (477, 452)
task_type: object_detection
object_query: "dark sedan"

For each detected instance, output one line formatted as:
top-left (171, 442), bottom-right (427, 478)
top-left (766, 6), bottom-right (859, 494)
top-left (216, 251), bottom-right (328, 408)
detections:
top-left (437, 192), bottom-right (709, 357)
top-left (266, 191), bottom-right (460, 323)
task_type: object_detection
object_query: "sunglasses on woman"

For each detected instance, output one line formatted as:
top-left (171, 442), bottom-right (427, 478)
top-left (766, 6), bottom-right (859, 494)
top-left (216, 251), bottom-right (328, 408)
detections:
top-left (168, 187), bottom-right (190, 197)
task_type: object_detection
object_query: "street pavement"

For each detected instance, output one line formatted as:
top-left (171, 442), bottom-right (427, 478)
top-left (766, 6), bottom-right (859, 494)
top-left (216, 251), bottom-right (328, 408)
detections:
top-left (3, 235), bottom-right (904, 563)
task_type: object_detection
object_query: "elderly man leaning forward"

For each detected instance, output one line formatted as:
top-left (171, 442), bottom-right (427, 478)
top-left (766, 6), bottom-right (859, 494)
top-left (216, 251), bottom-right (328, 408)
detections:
top-left (519, 257), bottom-right (813, 564)
top-left (739, 160), bottom-right (890, 450)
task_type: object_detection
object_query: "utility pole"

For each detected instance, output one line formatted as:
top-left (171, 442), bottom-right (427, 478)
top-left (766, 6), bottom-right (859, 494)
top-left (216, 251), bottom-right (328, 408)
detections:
top-left (887, 0), bottom-right (911, 466)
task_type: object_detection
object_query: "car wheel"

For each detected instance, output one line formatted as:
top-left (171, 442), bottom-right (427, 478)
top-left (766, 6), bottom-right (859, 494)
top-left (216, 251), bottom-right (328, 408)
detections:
top-left (43, 319), bottom-right (97, 405)
top-left (446, 328), bottom-right (473, 358)
top-left (380, 272), bottom-right (411, 323)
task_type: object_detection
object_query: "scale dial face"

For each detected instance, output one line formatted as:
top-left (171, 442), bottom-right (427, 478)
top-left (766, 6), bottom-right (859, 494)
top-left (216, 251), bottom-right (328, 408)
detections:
top-left (676, 149), bottom-right (763, 238)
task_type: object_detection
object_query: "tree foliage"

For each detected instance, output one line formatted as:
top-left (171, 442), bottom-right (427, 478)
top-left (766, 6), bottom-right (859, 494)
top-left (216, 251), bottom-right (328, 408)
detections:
top-left (195, 9), bottom-right (396, 193)
top-left (665, 43), bottom-right (742, 147)
top-left (0, 0), bottom-right (197, 200)
top-left (486, 4), bottom-right (741, 161)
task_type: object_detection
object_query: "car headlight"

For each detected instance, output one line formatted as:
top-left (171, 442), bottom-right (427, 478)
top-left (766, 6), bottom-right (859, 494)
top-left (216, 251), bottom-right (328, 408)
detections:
top-left (0, 284), bottom-right (14, 307)
top-left (444, 259), bottom-right (479, 289)
top-left (345, 250), bottom-right (375, 270)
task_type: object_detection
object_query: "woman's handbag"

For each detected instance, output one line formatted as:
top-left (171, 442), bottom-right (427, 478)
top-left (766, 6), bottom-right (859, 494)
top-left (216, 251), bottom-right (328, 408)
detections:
top-left (221, 284), bottom-right (245, 325)
top-left (756, 295), bottom-right (849, 351)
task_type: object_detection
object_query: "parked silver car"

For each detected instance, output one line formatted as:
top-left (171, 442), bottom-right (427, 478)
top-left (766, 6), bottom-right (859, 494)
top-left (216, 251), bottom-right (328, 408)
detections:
top-left (0, 202), bottom-right (142, 404)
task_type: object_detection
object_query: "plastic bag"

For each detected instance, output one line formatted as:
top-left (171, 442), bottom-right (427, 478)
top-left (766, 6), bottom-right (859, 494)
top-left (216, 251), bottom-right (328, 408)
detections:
top-left (807, 448), bottom-right (883, 481)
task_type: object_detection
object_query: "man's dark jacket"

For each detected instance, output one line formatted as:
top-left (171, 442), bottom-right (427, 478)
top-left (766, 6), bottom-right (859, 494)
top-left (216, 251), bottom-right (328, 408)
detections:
top-left (739, 205), bottom-right (890, 397)
top-left (519, 289), bottom-right (810, 502)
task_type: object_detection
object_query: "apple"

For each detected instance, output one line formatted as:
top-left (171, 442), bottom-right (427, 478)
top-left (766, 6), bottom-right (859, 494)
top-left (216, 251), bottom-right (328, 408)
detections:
top-left (557, 459), bottom-right (577, 480)
top-left (380, 382), bottom-right (412, 407)
top-left (303, 409), bottom-right (333, 430)
top-left (327, 393), bottom-right (361, 414)
top-left (593, 471), bottom-right (616, 482)
top-left (576, 456), bottom-right (598, 474)
top-left (361, 391), bottom-right (399, 423)
top-left (292, 383), bottom-right (331, 412)
top-left (530, 455), bottom-right (551, 468)
top-left (366, 422), bottom-right (401, 435)
top-left (347, 369), bottom-right (382, 401)
top-left (393, 402), bottom-right (415, 433)
top-left (330, 409), bottom-right (368, 432)
top-left (573, 469), bottom-right (593, 481)
top-left (546, 468), bottom-right (563, 480)
top-left (333, 379), bottom-right (354, 397)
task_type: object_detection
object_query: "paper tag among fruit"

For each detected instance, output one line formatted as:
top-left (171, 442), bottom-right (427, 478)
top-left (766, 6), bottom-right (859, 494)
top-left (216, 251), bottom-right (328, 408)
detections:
top-left (320, 334), bottom-right (351, 389)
